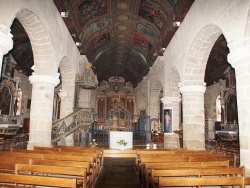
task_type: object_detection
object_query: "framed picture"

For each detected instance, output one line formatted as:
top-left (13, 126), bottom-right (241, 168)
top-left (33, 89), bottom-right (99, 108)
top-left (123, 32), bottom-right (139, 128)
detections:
top-left (163, 108), bottom-right (173, 134)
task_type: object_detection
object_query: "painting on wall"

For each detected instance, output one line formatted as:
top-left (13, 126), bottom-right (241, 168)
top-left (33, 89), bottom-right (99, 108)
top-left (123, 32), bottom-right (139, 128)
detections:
top-left (226, 94), bottom-right (238, 124)
top-left (163, 108), bottom-right (173, 134)
top-left (0, 86), bottom-right (12, 115)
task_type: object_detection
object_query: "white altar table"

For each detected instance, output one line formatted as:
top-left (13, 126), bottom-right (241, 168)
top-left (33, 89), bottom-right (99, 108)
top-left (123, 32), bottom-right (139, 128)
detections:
top-left (110, 131), bottom-right (133, 149)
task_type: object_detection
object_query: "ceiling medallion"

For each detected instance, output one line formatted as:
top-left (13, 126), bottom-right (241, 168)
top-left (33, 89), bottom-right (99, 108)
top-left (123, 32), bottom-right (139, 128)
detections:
top-left (116, 2), bottom-right (129, 10)
top-left (117, 15), bottom-right (129, 21)
top-left (117, 24), bottom-right (127, 31)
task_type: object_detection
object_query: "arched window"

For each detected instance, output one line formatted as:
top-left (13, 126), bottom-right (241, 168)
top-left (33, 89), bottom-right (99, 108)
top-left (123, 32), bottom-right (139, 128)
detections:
top-left (216, 94), bottom-right (221, 122)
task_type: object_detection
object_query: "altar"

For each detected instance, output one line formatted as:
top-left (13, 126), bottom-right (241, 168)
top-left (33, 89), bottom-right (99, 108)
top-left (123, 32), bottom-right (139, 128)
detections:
top-left (110, 131), bottom-right (133, 149)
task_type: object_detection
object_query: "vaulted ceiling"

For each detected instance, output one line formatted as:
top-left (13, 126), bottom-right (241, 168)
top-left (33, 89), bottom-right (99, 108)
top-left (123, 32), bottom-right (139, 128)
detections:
top-left (6, 0), bottom-right (232, 88)
top-left (53, 0), bottom-right (194, 87)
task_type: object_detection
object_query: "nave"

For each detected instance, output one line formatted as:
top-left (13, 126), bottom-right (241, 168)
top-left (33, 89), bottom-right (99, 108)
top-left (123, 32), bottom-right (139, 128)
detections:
top-left (0, 145), bottom-right (249, 188)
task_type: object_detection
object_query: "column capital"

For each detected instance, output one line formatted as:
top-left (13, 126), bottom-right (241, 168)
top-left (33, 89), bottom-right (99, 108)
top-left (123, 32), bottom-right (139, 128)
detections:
top-left (0, 24), bottom-right (13, 55)
top-left (29, 74), bottom-right (60, 86)
top-left (161, 96), bottom-right (181, 104)
top-left (179, 85), bottom-right (206, 94)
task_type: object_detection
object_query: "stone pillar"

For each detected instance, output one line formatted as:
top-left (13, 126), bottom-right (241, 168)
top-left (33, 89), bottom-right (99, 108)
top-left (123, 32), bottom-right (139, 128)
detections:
top-left (179, 85), bottom-right (206, 150)
top-left (206, 118), bottom-right (215, 140)
top-left (228, 43), bottom-right (250, 168)
top-left (27, 74), bottom-right (60, 149)
top-left (58, 90), bottom-right (74, 146)
top-left (0, 24), bottom-right (13, 76)
top-left (161, 96), bottom-right (181, 148)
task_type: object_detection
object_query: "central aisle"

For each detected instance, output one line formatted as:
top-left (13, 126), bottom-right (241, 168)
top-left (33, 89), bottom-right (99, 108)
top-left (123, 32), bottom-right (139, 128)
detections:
top-left (93, 157), bottom-right (142, 188)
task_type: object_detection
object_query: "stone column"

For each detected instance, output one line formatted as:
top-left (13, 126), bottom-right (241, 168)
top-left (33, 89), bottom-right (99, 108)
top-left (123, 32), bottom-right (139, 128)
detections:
top-left (0, 24), bottom-right (13, 76)
top-left (161, 96), bottom-right (181, 148)
top-left (27, 74), bottom-right (60, 149)
top-left (179, 85), bottom-right (206, 150)
top-left (58, 90), bottom-right (74, 146)
top-left (228, 43), bottom-right (250, 168)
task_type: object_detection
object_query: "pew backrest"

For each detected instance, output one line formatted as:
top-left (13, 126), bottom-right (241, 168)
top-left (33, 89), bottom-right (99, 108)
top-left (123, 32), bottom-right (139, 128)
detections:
top-left (158, 176), bottom-right (243, 187)
top-left (0, 151), bottom-right (44, 159)
top-left (0, 173), bottom-right (77, 188)
top-left (15, 163), bottom-right (87, 187)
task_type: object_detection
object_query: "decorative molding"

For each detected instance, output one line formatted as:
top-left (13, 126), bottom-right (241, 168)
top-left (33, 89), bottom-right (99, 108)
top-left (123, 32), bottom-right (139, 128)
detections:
top-left (179, 85), bottom-right (206, 94)
top-left (29, 75), bottom-right (60, 86)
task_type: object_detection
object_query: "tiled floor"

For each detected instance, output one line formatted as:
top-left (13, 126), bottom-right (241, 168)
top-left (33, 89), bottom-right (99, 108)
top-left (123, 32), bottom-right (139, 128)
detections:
top-left (93, 157), bottom-right (142, 188)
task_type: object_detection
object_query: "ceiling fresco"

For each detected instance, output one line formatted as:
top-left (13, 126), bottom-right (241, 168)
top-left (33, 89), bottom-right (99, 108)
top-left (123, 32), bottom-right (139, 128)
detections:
top-left (5, 0), bottom-right (232, 89)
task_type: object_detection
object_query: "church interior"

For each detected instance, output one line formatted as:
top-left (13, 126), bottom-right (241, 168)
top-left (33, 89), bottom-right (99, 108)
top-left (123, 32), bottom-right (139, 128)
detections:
top-left (0, 0), bottom-right (250, 187)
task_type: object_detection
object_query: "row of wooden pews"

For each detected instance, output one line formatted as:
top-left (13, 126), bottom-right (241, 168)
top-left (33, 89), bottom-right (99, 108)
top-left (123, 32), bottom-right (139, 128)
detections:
top-left (135, 148), bottom-right (250, 188)
top-left (0, 145), bottom-right (104, 187)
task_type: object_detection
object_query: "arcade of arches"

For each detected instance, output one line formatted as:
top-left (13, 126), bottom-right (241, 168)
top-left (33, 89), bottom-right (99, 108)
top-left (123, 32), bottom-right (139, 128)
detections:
top-left (0, 0), bottom-right (250, 173)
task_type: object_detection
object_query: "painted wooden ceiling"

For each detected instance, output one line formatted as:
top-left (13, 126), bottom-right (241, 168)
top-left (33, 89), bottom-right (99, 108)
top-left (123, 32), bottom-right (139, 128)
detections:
top-left (7, 0), bottom-right (231, 88)
top-left (53, 0), bottom-right (194, 87)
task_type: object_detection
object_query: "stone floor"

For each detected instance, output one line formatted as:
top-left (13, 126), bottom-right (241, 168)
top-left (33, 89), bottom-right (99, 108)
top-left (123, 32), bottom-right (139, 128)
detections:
top-left (93, 157), bottom-right (142, 188)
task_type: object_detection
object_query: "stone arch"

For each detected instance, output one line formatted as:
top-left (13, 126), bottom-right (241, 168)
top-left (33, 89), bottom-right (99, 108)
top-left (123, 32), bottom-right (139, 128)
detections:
top-left (149, 79), bottom-right (162, 118)
top-left (165, 66), bottom-right (181, 129)
top-left (15, 9), bottom-right (53, 76)
top-left (58, 56), bottom-right (75, 117)
top-left (184, 24), bottom-right (223, 87)
top-left (59, 56), bottom-right (75, 86)
top-left (165, 66), bottom-right (181, 98)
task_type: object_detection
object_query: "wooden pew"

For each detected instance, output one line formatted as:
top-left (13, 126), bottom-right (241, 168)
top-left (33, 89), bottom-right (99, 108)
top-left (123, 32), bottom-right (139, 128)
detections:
top-left (0, 162), bottom-right (15, 173)
top-left (0, 172), bottom-right (77, 188)
top-left (190, 153), bottom-right (237, 167)
top-left (137, 152), bottom-right (217, 168)
top-left (103, 149), bottom-right (137, 167)
top-left (0, 156), bottom-right (30, 164)
top-left (15, 163), bottom-right (88, 187)
top-left (138, 152), bottom-right (236, 167)
top-left (143, 160), bottom-right (230, 188)
top-left (53, 145), bottom-right (103, 157)
top-left (244, 176), bottom-right (250, 186)
top-left (52, 150), bottom-right (102, 173)
top-left (137, 149), bottom-right (211, 157)
top-left (158, 176), bottom-right (244, 188)
top-left (0, 151), bottom-right (44, 159)
top-left (33, 145), bottom-right (61, 151)
top-left (103, 149), bottom-right (137, 158)
top-left (151, 166), bottom-right (245, 188)
top-left (51, 145), bottom-right (104, 166)
top-left (139, 156), bottom-right (190, 185)
top-left (10, 148), bottom-right (54, 154)
top-left (43, 153), bottom-right (98, 180)
top-left (30, 158), bottom-right (94, 186)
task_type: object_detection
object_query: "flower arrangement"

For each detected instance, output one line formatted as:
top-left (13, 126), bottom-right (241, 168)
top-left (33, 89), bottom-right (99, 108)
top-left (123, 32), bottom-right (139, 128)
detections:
top-left (117, 138), bottom-right (127, 146)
